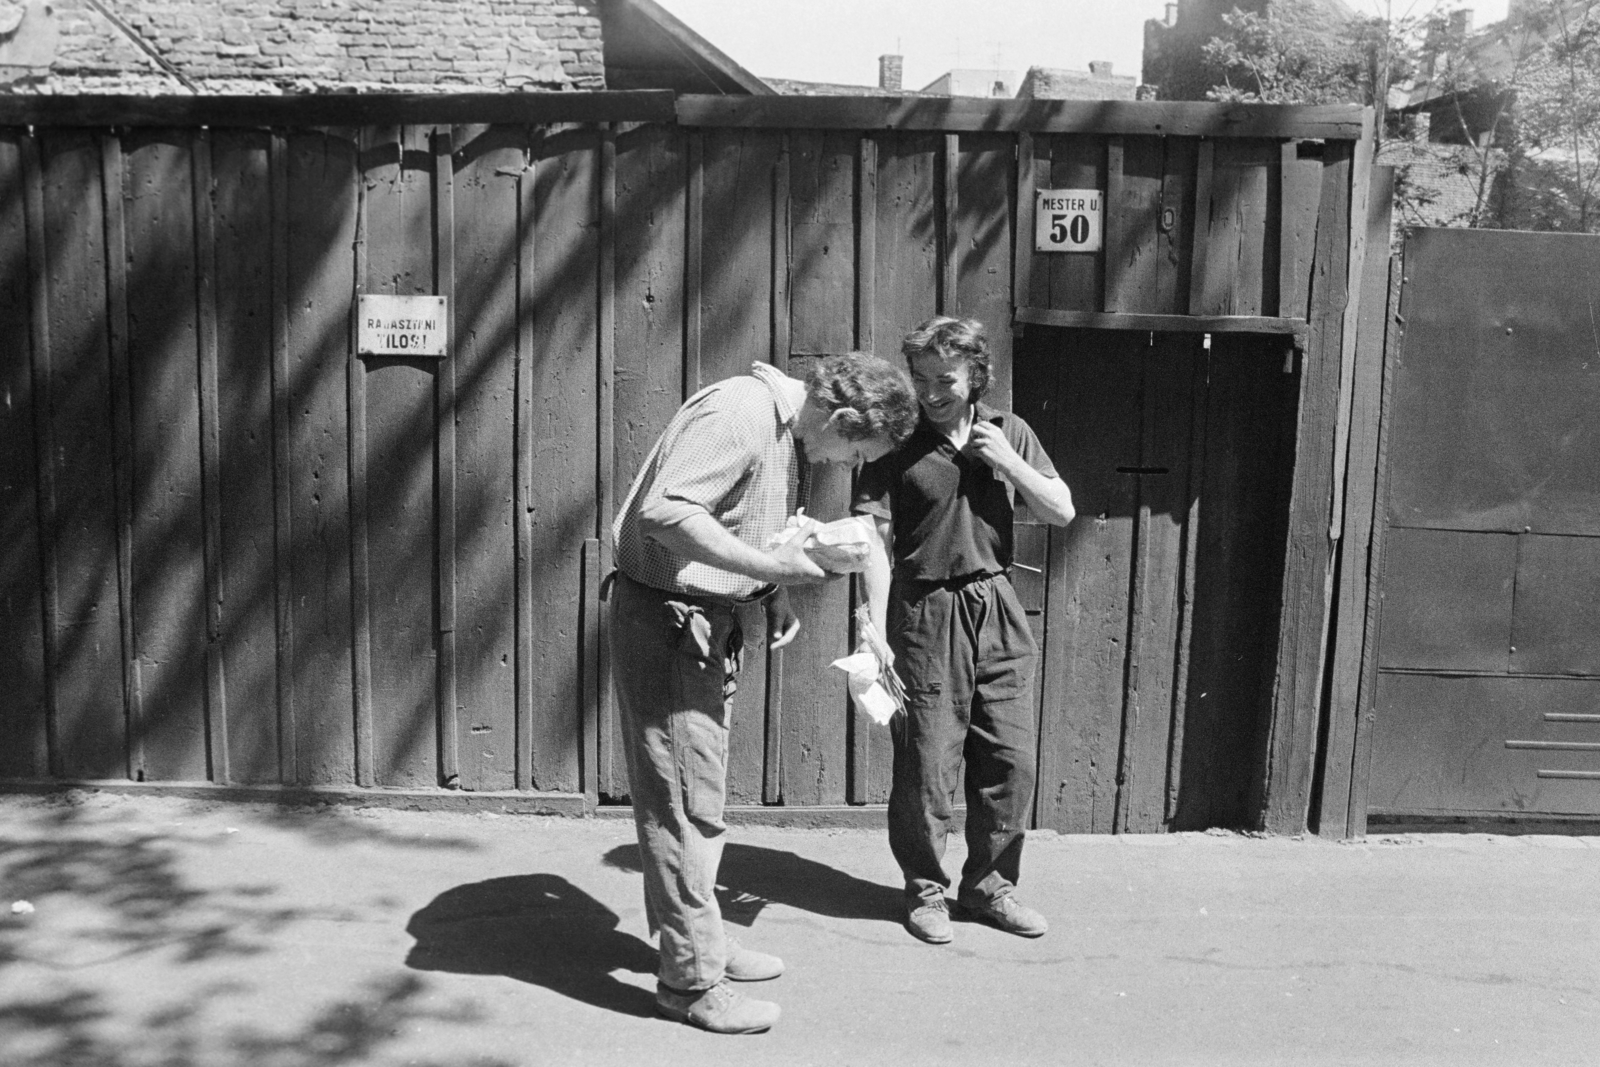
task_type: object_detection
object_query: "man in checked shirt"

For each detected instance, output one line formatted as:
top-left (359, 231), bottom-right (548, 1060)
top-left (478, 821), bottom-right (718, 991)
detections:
top-left (610, 353), bottom-right (916, 1035)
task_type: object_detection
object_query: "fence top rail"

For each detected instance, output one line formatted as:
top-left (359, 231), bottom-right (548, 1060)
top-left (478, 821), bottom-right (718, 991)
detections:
top-left (675, 95), bottom-right (1367, 140)
top-left (0, 90), bottom-right (1366, 141)
top-left (0, 90), bottom-right (679, 129)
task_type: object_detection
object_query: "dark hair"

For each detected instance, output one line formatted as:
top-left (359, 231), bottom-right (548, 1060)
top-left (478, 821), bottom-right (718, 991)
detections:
top-left (901, 315), bottom-right (990, 400)
top-left (804, 352), bottom-right (918, 446)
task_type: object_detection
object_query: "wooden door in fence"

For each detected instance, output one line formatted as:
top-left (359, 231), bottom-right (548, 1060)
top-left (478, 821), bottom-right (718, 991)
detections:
top-left (1014, 326), bottom-right (1299, 832)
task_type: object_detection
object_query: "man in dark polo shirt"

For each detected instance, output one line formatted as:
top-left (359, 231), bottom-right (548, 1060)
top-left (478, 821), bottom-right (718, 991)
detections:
top-left (855, 316), bottom-right (1075, 945)
top-left (613, 354), bottom-right (916, 1034)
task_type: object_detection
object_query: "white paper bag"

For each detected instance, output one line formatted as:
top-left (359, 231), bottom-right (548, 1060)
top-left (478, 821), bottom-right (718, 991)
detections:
top-left (831, 651), bottom-right (899, 725)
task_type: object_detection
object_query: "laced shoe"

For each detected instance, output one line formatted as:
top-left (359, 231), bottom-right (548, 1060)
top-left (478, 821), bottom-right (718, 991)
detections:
top-left (655, 979), bottom-right (780, 1034)
top-left (905, 895), bottom-right (954, 944)
top-left (956, 890), bottom-right (1048, 938)
top-left (724, 936), bottom-right (784, 981)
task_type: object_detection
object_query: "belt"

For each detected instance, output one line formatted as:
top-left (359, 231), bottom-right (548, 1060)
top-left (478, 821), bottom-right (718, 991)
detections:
top-left (896, 569), bottom-right (1006, 593)
top-left (608, 570), bottom-right (774, 607)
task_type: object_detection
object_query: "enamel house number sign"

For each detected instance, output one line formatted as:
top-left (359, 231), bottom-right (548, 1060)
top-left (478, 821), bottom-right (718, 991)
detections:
top-left (358, 294), bottom-right (449, 357)
top-left (1035, 188), bottom-right (1102, 253)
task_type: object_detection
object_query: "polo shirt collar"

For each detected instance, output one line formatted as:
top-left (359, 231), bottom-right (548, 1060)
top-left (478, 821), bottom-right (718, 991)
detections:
top-left (750, 362), bottom-right (800, 426)
top-left (916, 399), bottom-right (1004, 438)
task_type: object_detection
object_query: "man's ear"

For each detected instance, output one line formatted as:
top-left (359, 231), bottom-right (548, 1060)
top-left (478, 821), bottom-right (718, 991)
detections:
top-left (826, 406), bottom-right (854, 428)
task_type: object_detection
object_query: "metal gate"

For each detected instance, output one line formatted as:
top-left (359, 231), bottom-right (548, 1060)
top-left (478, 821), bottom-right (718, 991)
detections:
top-left (1364, 228), bottom-right (1600, 822)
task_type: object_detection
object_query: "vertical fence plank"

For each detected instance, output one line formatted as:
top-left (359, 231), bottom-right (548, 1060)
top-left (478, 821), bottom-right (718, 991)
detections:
top-left (589, 123), bottom-right (617, 809)
top-left (123, 129), bottom-right (210, 782)
top-left (697, 128), bottom-right (780, 805)
top-left (528, 123), bottom-right (599, 793)
top-left (1172, 334), bottom-right (1299, 830)
top-left (37, 131), bottom-right (127, 779)
top-left (269, 132), bottom-right (296, 784)
top-left (285, 129), bottom-right (358, 785)
top-left (608, 121), bottom-right (685, 801)
top-left (1031, 327), bottom-right (1142, 832)
top-left (849, 133), bottom-right (878, 804)
top-left (1105, 135), bottom-right (1163, 314)
top-left (208, 130), bottom-right (280, 784)
top-left (954, 132), bottom-right (1014, 405)
top-left (1159, 138), bottom-right (1198, 315)
top-left (346, 135), bottom-right (373, 789)
top-left (1047, 135), bottom-right (1105, 313)
top-left (1318, 162), bottom-right (1391, 837)
top-left (1278, 142), bottom-right (1322, 319)
top-left (1187, 140), bottom-right (1215, 316)
top-left (514, 128), bottom-right (539, 792)
top-left (940, 133), bottom-right (958, 313)
top-left (98, 134), bottom-right (139, 780)
top-left (1116, 334), bottom-right (1199, 832)
top-left (1259, 141), bottom-right (1353, 833)
top-left (190, 130), bottom-right (229, 783)
top-left (433, 127), bottom-right (460, 790)
top-left (780, 129), bottom-right (855, 807)
top-left (359, 125), bottom-right (437, 789)
top-left (1194, 140), bottom-right (1274, 316)
top-left (449, 124), bottom-right (525, 793)
top-left (0, 131), bottom-right (48, 778)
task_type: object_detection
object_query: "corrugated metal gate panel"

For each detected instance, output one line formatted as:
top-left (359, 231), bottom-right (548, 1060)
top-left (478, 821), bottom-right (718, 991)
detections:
top-left (1387, 229), bottom-right (1600, 536)
top-left (1370, 674), bottom-right (1600, 815)
top-left (1369, 228), bottom-right (1600, 821)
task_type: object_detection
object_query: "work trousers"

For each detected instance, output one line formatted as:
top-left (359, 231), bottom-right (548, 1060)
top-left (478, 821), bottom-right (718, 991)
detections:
top-left (610, 570), bottom-right (745, 992)
top-left (886, 572), bottom-right (1038, 906)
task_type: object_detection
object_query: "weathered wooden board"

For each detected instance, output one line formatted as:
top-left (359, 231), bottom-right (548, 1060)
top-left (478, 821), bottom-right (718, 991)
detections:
top-left (528, 125), bottom-right (600, 793)
top-left (0, 131), bottom-right (48, 778)
top-left (37, 130), bottom-right (127, 779)
top-left (122, 130), bottom-right (210, 782)
top-left (1028, 327), bottom-right (1141, 833)
top-left (208, 131), bottom-right (283, 785)
top-left (1117, 332), bottom-right (1200, 832)
top-left (606, 121), bottom-right (688, 799)
top-left (450, 124), bottom-right (527, 792)
top-left (779, 130), bottom-right (856, 807)
top-left (1046, 135), bottom-right (1105, 313)
top-left (862, 130), bottom-right (941, 805)
top-left (361, 125), bottom-right (442, 789)
top-left (1259, 141), bottom-right (1352, 832)
top-left (1193, 140), bottom-right (1276, 317)
top-left (694, 128), bottom-right (783, 806)
top-left (283, 130), bottom-right (359, 786)
top-left (954, 132), bottom-right (1014, 407)
top-left (1171, 333), bottom-right (1299, 830)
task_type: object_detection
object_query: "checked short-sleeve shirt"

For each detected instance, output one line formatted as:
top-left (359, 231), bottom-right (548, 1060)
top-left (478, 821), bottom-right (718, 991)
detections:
top-left (612, 363), bottom-right (809, 599)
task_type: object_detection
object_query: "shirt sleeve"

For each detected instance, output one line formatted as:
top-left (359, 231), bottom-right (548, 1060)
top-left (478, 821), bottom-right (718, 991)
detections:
top-left (636, 395), bottom-right (761, 531)
top-left (1004, 414), bottom-right (1060, 480)
top-left (852, 454), bottom-right (894, 521)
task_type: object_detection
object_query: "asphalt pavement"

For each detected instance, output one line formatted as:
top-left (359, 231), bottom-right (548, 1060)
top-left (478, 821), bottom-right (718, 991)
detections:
top-left (0, 790), bottom-right (1595, 1067)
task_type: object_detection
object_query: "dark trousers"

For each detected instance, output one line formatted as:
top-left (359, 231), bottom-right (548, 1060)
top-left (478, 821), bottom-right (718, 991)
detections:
top-left (609, 571), bottom-right (745, 990)
top-left (886, 573), bottom-right (1038, 905)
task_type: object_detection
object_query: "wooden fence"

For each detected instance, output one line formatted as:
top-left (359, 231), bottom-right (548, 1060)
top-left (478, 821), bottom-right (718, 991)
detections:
top-left (0, 92), bottom-right (1370, 832)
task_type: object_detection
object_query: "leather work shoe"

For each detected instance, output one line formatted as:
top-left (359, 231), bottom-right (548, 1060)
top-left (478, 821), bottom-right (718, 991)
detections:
top-left (655, 980), bottom-right (780, 1034)
top-left (905, 895), bottom-right (954, 944)
top-left (724, 936), bottom-right (784, 981)
top-left (956, 891), bottom-right (1048, 938)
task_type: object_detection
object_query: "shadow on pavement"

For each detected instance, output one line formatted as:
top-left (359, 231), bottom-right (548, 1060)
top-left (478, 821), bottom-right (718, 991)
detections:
top-left (405, 874), bottom-right (657, 1017)
top-left (602, 842), bottom-right (903, 928)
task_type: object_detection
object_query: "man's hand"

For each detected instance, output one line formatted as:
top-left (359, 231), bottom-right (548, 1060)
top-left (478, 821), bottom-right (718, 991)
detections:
top-left (766, 588), bottom-right (801, 649)
top-left (763, 518), bottom-right (829, 585)
top-left (967, 421), bottom-right (1025, 479)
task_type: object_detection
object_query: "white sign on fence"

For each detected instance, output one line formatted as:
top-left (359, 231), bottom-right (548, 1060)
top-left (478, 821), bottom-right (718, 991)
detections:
top-left (357, 294), bottom-right (449, 357)
top-left (1035, 189), bottom-right (1103, 253)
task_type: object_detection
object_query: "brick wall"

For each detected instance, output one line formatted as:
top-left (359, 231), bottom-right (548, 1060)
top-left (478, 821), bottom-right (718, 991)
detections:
top-left (3, 0), bottom-right (604, 93)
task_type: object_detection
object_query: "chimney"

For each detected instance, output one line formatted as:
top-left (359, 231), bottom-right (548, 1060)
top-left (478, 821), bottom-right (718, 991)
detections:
top-left (879, 54), bottom-right (903, 92)
top-left (1088, 61), bottom-right (1113, 78)
top-left (1449, 9), bottom-right (1473, 36)
top-left (1164, 2), bottom-right (1178, 27)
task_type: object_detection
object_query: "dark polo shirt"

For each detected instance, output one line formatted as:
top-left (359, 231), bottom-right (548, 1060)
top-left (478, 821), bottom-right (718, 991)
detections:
top-left (853, 401), bottom-right (1058, 583)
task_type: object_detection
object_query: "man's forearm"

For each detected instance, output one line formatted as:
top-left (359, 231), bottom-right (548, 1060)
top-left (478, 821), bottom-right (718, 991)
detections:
top-left (645, 512), bottom-right (787, 584)
top-left (1003, 463), bottom-right (1075, 527)
top-left (861, 517), bottom-right (893, 637)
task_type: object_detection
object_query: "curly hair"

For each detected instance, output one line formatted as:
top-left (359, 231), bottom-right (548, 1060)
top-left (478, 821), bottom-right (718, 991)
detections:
top-left (901, 315), bottom-right (990, 400)
top-left (804, 352), bottom-right (918, 447)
